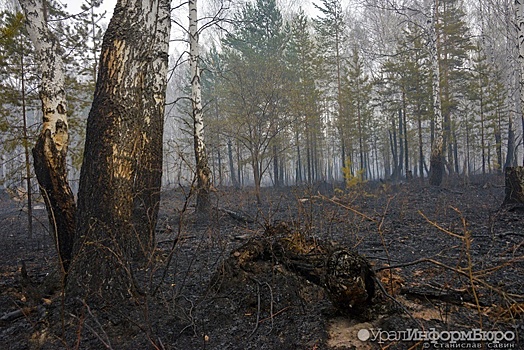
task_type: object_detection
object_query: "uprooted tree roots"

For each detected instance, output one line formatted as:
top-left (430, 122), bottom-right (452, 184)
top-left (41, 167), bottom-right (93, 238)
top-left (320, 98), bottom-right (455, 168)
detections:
top-left (211, 222), bottom-right (387, 321)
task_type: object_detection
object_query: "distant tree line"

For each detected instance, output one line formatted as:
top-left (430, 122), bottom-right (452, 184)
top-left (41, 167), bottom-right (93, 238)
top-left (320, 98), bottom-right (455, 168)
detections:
top-left (169, 0), bottom-right (521, 189)
top-left (1, 0), bottom-right (522, 201)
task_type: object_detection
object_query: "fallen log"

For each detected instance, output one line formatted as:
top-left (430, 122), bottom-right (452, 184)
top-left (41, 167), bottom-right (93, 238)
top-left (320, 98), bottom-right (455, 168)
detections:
top-left (218, 207), bottom-right (254, 224)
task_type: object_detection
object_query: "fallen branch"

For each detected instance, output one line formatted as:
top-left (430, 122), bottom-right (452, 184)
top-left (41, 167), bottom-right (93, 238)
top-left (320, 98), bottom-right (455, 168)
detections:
top-left (375, 258), bottom-right (524, 301)
top-left (0, 306), bottom-right (36, 323)
top-left (218, 207), bottom-right (254, 224)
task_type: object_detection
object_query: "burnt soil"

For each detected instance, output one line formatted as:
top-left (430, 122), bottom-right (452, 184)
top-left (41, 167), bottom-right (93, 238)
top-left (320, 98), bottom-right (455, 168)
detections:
top-left (0, 174), bottom-right (523, 349)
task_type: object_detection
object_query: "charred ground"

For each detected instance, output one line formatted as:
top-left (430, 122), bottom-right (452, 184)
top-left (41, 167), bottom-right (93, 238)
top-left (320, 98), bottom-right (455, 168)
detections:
top-left (0, 174), bottom-right (523, 349)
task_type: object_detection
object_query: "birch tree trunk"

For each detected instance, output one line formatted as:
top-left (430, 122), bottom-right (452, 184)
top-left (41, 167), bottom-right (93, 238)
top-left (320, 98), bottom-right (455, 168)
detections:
top-left (516, 0), bottom-right (524, 155)
top-left (190, 0), bottom-right (211, 215)
top-left (19, 0), bottom-right (76, 272)
top-left (428, 0), bottom-right (445, 186)
top-left (68, 0), bottom-right (170, 301)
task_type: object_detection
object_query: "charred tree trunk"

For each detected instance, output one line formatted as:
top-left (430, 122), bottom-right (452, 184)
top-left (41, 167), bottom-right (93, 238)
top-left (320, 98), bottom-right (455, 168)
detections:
top-left (68, 0), bottom-right (170, 301)
top-left (503, 166), bottom-right (524, 206)
top-left (504, 114), bottom-right (516, 168)
top-left (20, 0), bottom-right (76, 272)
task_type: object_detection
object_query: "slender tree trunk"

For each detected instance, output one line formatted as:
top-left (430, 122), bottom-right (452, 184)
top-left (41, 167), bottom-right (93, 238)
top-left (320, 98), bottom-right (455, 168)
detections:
top-left (417, 106), bottom-right (424, 180)
top-left (190, 0), bottom-right (211, 215)
top-left (521, 114), bottom-right (524, 165)
top-left (495, 119), bottom-right (503, 173)
top-left (69, 0), bottom-right (170, 301)
top-left (398, 108), bottom-right (404, 177)
top-left (295, 128), bottom-right (302, 183)
top-left (227, 139), bottom-right (238, 187)
top-left (516, 0), bottom-right (524, 165)
top-left (465, 114), bottom-right (471, 175)
top-left (453, 130), bottom-right (459, 174)
top-left (429, 0), bottom-right (445, 186)
top-left (90, 4), bottom-right (98, 82)
top-left (217, 146), bottom-right (223, 186)
top-left (20, 0), bottom-right (76, 272)
top-left (389, 124), bottom-right (398, 180)
top-left (252, 156), bottom-right (261, 204)
top-left (21, 55), bottom-right (33, 239)
top-left (357, 104), bottom-right (364, 178)
top-left (402, 103), bottom-right (409, 179)
top-left (505, 113), bottom-right (516, 168)
top-left (306, 125), bottom-right (312, 184)
top-left (273, 144), bottom-right (279, 187)
top-left (481, 110), bottom-right (486, 174)
top-left (236, 141), bottom-right (242, 187)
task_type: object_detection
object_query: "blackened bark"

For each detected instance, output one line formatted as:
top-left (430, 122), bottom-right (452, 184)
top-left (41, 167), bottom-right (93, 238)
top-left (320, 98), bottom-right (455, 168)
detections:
top-left (503, 166), bottom-right (524, 205)
top-left (32, 129), bottom-right (76, 272)
top-left (429, 151), bottom-right (444, 186)
top-left (68, 0), bottom-right (170, 301)
top-left (504, 116), bottom-right (515, 169)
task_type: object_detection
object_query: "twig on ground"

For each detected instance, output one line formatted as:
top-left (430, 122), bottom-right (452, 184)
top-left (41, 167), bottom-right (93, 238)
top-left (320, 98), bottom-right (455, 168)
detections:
top-left (249, 280), bottom-right (261, 337)
top-left (77, 299), bottom-right (113, 349)
top-left (375, 258), bottom-right (524, 300)
top-left (0, 306), bottom-right (35, 323)
top-left (373, 276), bottom-right (424, 329)
top-left (264, 281), bottom-right (274, 335)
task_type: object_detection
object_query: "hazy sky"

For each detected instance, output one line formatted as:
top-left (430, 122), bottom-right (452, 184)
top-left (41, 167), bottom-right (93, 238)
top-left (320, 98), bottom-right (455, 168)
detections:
top-left (59, 0), bottom-right (324, 54)
top-left (62, 0), bottom-right (116, 20)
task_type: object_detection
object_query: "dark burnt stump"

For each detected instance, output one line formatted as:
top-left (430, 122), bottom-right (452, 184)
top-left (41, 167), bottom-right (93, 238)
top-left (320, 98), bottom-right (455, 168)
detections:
top-left (503, 166), bottom-right (524, 206)
top-left (213, 223), bottom-right (376, 316)
top-left (325, 248), bottom-right (375, 314)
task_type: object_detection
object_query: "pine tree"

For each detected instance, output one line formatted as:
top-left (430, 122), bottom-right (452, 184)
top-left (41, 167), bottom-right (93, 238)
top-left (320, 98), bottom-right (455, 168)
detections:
top-left (341, 46), bottom-right (372, 180)
top-left (0, 10), bottom-right (39, 236)
top-left (437, 0), bottom-right (474, 174)
top-left (313, 0), bottom-right (347, 175)
top-left (285, 11), bottom-right (322, 184)
top-left (220, 0), bottom-right (287, 202)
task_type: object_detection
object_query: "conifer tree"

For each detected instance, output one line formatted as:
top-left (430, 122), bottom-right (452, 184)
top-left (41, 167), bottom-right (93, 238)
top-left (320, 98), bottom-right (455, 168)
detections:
top-left (220, 0), bottom-right (287, 202)
top-left (341, 46), bottom-right (372, 179)
top-left (437, 0), bottom-right (474, 174)
top-left (285, 11), bottom-right (322, 184)
top-left (313, 0), bottom-right (347, 174)
top-left (0, 10), bottom-right (38, 236)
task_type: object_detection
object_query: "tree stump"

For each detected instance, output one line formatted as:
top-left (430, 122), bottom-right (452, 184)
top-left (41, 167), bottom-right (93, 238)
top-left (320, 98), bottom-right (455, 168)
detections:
top-left (213, 223), bottom-right (376, 316)
top-left (503, 166), bottom-right (524, 206)
top-left (325, 248), bottom-right (375, 313)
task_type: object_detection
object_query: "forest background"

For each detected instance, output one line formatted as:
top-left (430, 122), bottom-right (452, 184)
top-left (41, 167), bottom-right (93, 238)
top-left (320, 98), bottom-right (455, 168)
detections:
top-left (0, 0), bottom-right (520, 202)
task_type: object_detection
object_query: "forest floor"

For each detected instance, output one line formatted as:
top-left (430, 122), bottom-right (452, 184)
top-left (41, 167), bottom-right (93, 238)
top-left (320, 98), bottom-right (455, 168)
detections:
top-left (0, 174), bottom-right (523, 349)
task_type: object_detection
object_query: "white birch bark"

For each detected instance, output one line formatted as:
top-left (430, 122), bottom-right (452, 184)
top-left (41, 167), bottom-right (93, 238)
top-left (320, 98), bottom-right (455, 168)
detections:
top-left (19, 0), bottom-right (68, 151)
top-left (516, 0), bottom-right (524, 125)
top-left (428, 0), bottom-right (444, 186)
top-left (190, 0), bottom-right (211, 213)
top-left (19, 0), bottom-right (76, 272)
